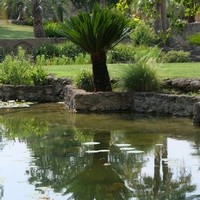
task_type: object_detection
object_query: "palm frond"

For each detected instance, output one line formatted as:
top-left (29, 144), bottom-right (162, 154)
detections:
top-left (57, 3), bottom-right (132, 54)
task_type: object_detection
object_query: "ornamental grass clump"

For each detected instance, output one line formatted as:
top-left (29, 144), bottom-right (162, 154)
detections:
top-left (121, 56), bottom-right (160, 92)
top-left (75, 69), bottom-right (94, 92)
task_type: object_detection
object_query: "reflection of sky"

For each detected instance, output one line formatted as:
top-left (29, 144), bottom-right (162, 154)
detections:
top-left (168, 138), bottom-right (200, 197)
top-left (0, 139), bottom-right (68, 200)
top-left (141, 138), bottom-right (200, 196)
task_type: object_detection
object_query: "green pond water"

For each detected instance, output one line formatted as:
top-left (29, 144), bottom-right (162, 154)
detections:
top-left (0, 103), bottom-right (200, 200)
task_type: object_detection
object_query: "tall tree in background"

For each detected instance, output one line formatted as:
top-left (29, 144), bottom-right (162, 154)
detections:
top-left (58, 4), bottom-right (132, 92)
top-left (154, 0), bottom-right (167, 34)
top-left (50, 0), bottom-right (70, 22)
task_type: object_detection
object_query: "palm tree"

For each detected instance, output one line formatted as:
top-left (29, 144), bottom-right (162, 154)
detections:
top-left (31, 0), bottom-right (46, 37)
top-left (57, 3), bottom-right (132, 92)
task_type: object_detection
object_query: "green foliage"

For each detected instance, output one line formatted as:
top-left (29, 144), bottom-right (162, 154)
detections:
top-left (57, 3), bottom-right (132, 53)
top-left (31, 66), bottom-right (48, 86)
top-left (130, 22), bottom-right (158, 46)
top-left (0, 47), bottom-right (47, 85)
top-left (35, 53), bottom-right (91, 65)
top-left (120, 57), bottom-right (160, 92)
top-left (32, 41), bottom-right (86, 60)
top-left (134, 46), bottom-right (162, 63)
top-left (75, 69), bottom-right (94, 92)
top-left (44, 22), bottom-right (63, 37)
top-left (187, 33), bottom-right (200, 45)
top-left (74, 53), bottom-right (91, 64)
top-left (162, 50), bottom-right (190, 63)
top-left (33, 43), bottom-right (60, 59)
top-left (109, 44), bottom-right (161, 63)
top-left (0, 47), bottom-right (7, 62)
top-left (110, 43), bottom-right (135, 63)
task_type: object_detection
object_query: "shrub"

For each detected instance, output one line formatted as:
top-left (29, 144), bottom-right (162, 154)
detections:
top-left (130, 22), bottom-right (158, 46)
top-left (120, 56), bottom-right (160, 92)
top-left (162, 50), bottom-right (190, 63)
top-left (0, 47), bottom-right (13, 63)
top-left (74, 53), bottom-right (91, 64)
top-left (0, 47), bottom-right (47, 85)
top-left (75, 69), bottom-right (94, 92)
top-left (31, 66), bottom-right (48, 86)
top-left (134, 46), bottom-right (162, 63)
top-left (33, 43), bottom-right (60, 60)
top-left (33, 41), bottom-right (86, 61)
top-left (110, 43), bottom-right (135, 63)
top-left (187, 33), bottom-right (200, 45)
top-left (56, 42), bottom-right (86, 59)
top-left (44, 22), bottom-right (62, 37)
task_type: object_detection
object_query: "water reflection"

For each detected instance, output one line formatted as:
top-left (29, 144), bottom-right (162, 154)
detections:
top-left (0, 103), bottom-right (199, 200)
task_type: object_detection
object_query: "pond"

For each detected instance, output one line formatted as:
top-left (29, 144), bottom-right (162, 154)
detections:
top-left (0, 103), bottom-right (200, 200)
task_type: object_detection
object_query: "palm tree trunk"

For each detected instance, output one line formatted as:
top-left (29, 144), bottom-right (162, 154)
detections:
top-left (91, 51), bottom-right (112, 92)
top-left (32, 0), bottom-right (46, 38)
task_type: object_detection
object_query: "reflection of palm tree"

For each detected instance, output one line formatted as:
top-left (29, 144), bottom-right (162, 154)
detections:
top-left (65, 131), bottom-right (130, 200)
top-left (0, 185), bottom-right (3, 200)
top-left (131, 139), bottom-right (196, 200)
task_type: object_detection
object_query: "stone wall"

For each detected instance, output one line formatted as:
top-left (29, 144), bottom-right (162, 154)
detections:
top-left (133, 92), bottom-right (199, 117)
top-left (0, 38), bottom-right (67, 52)
top-left (64, 85), bottom-right (200, 125)
top-left (64, 86), bottom-right (134, 112)
top-left (0, 77), bottom-right (71, 102)
top-left (64, 85), bottom-right (199, 116)
top-left (183, 23), bottom-right (200, 38)
top-left (162, 78), bottom-right (200, 92)
top-left (165, 23), bottom-right (200, 62)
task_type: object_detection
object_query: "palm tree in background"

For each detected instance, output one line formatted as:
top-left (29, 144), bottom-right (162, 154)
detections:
top-left (31, 0), bottom-right (46, 37)
top-left (57, 3), bottom-right (132, 92)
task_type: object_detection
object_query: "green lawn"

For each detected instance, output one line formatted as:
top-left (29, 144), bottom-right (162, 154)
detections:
top-left (46, 62), bottom-right (200, 80)
top-left (0, 22), bottom-right (34, 38)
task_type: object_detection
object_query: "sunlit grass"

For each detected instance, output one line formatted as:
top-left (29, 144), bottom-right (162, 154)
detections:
top-left (0, 22), bottom-right (34, 38)
top-left (46, 62), bottom-right (200, 80)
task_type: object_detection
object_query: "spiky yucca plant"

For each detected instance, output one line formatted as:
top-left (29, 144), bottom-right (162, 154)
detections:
top-left (57, 3), bottom-right (132, 92)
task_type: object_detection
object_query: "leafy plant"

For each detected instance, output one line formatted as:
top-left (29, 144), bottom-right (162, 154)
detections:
top-left (0, 47), bottom-right (32, 85)
top-left (44, 22), bottom-right (63, 37)
top-left (134, 45), bottom-right (162, 63)
top-left (31, 66), bottom-right (48, 85)
top-left (120, 56), bottom-right (160, 92)
top-left (0, 47), bottom-right (47, 85)
top-left (74, 53), bottom-right (91, 64)
top-left (75, 69), bottom-right (94, 92)
top-left (162, 50), bottom-right (190, 63)
top-left (110, 43), bottom-right (135, 63)
top-left (57, 3), bottom-right (132, 92)
top-left (33, 41), bottom-right (86, 61)
top-left (187, 32), bottom-right (200, 45)
top-left (130, 22), bottom-right (158, 46)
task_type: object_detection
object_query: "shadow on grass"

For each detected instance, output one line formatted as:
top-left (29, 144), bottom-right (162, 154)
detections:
top-left (0, 25), bottom-right (34, 39)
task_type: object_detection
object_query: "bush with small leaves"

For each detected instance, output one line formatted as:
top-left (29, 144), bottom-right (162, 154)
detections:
top-left (110, 43), bottom-right (135, 63)
top-left (130, 22), bottom-right (158, 46)
top-left (33, 41), bottom-right (86, 61)
top-left (44, 22), bottom-right (62, 37)
top-left (162, 50), bottom-right (190, 63)
top-left (0, 47), bottom-right (47, 85)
